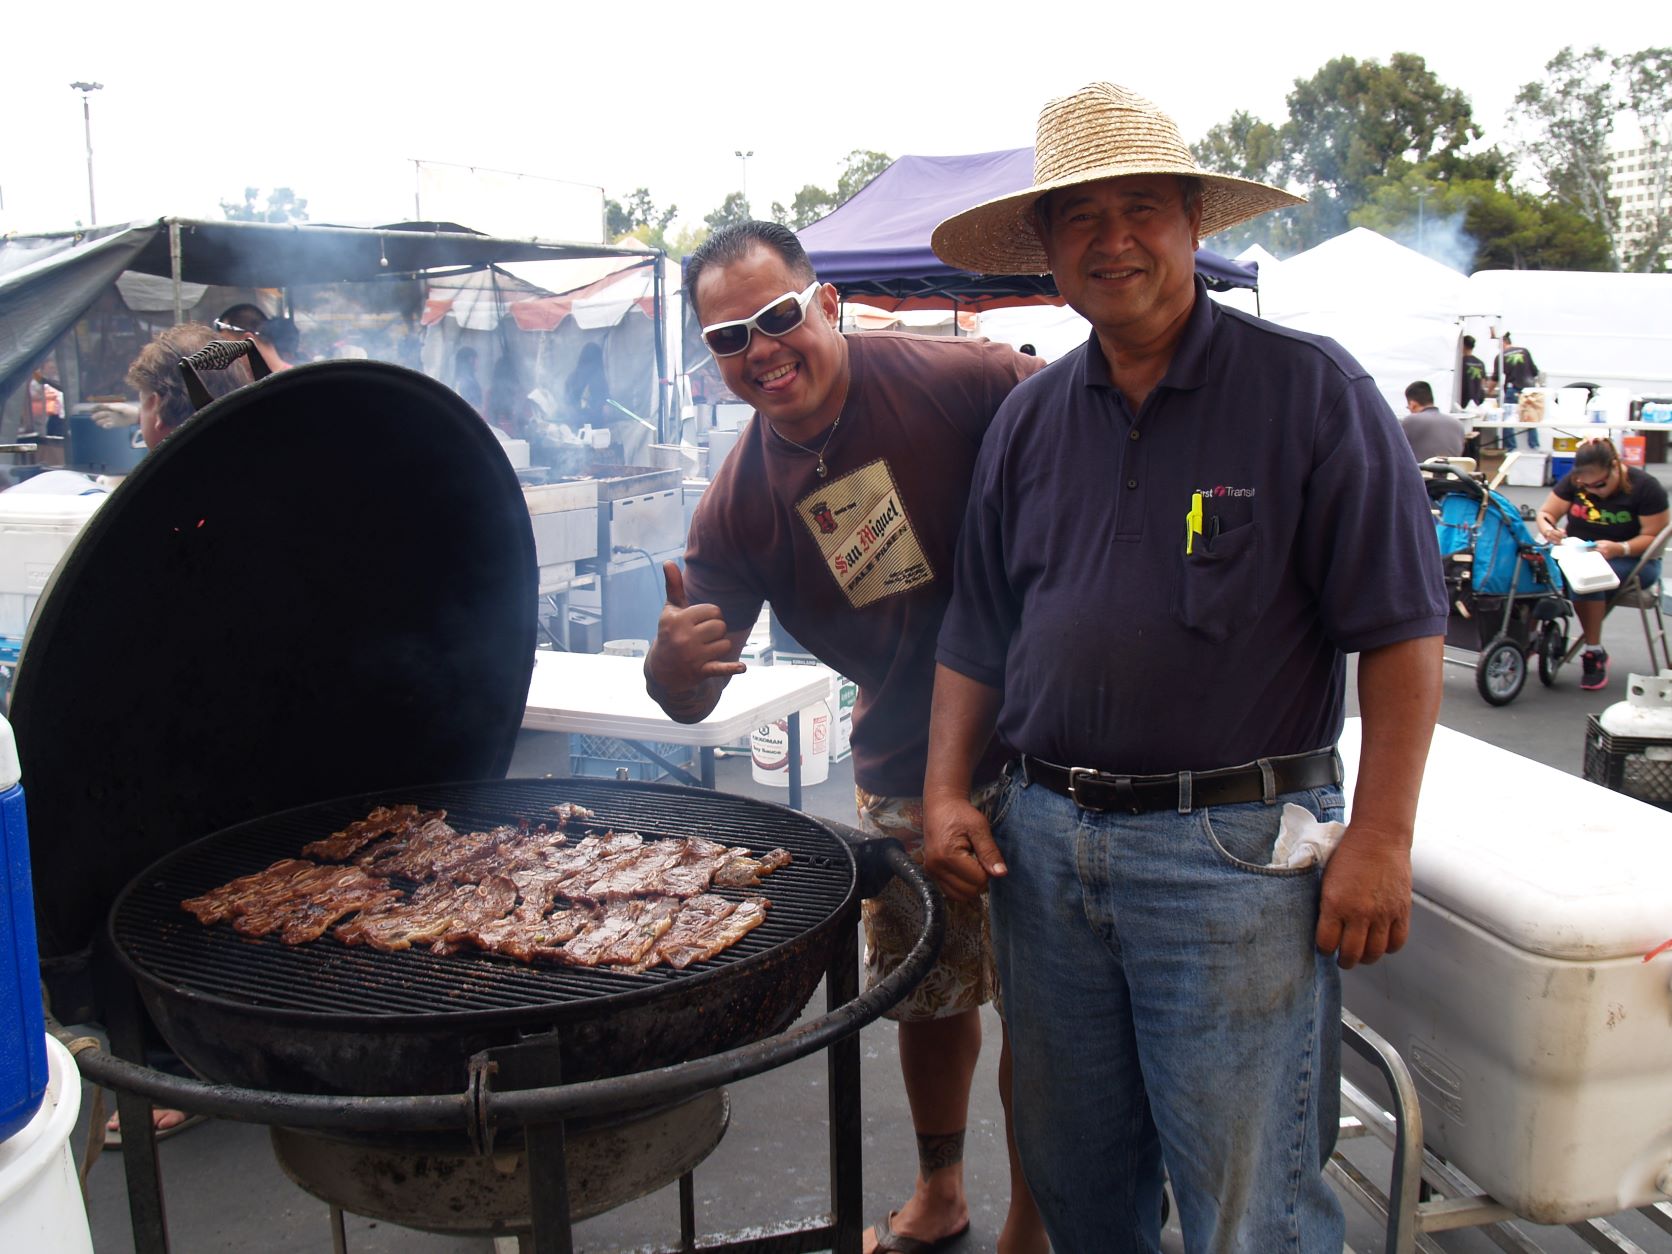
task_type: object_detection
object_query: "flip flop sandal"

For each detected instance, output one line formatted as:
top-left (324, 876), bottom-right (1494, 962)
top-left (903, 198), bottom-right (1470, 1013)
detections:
top-left (869, 1210), bottom-right (972, 1253)
top-left (103, 1110), bottom-right (206, 1150)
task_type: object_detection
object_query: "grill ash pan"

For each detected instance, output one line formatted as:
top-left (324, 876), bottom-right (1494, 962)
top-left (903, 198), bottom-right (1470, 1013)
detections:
top-left (110, 778), bottom-right (858, 1096)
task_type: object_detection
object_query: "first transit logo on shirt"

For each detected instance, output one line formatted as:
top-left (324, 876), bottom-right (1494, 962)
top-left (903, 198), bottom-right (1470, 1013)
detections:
top-left (797, 458), bottom-right (933, 609)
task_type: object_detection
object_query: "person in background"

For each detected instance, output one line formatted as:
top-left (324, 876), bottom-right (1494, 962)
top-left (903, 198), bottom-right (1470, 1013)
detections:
top-left (924, 81), bottom-right (1445, 1252)
top-left (1534, 437), bottom-right (1669, 691)
top-left (253, 316), bottom-right (301, 371)
top-left (645, 221), bottom-right (1047, 1254)
top-left (1495, 332), bottom-right (1541, 452)
top-left (565, 342), bottom-right (610, 427)
top-left (1402, 380), bottom-right (1465, 461)
top-left (212, 302), bottom-right (269, 340)
top-left (1460, 335), bottom-right (1487, 408)
top-left (126, 322), bottom-right (253, 449)
top-left (450, 346), bottom-right (484, 411)
top-left (1018, 343), bottom-right (1038, 357)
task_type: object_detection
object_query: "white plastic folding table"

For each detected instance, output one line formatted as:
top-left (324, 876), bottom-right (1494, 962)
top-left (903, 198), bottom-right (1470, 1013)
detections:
top-left (522, 651), bottom-right (831, 809)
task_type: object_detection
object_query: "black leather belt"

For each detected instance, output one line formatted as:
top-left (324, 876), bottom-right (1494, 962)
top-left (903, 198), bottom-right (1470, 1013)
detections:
top-left (1019, 748), bottom-right (1342, 814)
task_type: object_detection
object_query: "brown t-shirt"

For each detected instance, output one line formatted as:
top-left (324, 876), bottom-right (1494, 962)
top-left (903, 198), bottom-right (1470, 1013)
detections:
top-left (684, 332), bottom-right (1042, 795)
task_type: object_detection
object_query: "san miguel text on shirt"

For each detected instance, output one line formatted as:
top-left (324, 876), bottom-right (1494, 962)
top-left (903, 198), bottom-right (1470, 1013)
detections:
top-left (797, 458), bottom-right (934, 609)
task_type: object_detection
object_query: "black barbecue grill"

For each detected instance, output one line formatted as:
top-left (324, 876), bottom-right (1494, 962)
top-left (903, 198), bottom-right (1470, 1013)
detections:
top-left (112, 778), bottom-right (859, 1095)
top-left (13, 350), bottom-right (942, 1253)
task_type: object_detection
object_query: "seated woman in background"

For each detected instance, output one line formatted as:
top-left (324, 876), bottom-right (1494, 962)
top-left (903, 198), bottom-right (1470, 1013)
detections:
top-left (1535, 437), bottom-right (1670, 691)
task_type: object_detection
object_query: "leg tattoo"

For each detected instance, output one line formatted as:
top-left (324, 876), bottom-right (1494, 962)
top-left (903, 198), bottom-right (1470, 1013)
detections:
top-left (916, 1130), bottom-right (966, 1177)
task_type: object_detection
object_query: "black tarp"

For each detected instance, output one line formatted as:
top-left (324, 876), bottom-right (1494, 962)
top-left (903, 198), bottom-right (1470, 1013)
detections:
top-left (0, 218), bottom-right (644, 405)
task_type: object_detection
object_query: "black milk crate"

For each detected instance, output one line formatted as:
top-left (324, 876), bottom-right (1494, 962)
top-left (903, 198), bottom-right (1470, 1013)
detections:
top-left (1583, 715), bottom-right (1672, 810)
top-left (569, 733), bottom-right (694, 783)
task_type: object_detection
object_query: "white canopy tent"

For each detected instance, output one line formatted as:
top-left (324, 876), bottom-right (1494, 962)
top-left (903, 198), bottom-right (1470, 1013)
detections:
top-left (1462, 270), bottom-right (1672, 396)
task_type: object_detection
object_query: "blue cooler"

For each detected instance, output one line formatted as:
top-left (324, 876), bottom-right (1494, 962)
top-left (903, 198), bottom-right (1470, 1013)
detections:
top-left (1551, 455), bottom-right (1576, 482)
top-left (0, 714), bottom-right (47, 1143)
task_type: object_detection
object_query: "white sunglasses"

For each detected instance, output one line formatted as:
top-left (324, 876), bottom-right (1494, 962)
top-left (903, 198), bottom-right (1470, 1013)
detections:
top-left (701, 282), bottom-right (821, 357)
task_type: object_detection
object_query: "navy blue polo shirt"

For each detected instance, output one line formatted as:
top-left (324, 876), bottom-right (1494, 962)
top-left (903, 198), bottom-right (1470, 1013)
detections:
top-left (937, 279), bottom-right (1447, 774)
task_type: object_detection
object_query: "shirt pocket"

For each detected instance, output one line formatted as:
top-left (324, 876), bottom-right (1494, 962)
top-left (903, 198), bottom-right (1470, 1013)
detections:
top-left (1173, 522), bottom-right (1260, 643)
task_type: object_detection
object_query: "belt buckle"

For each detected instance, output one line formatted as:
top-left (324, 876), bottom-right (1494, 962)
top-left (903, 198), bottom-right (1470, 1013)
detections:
top-left (1067, 766), bottom-right (1108, 812)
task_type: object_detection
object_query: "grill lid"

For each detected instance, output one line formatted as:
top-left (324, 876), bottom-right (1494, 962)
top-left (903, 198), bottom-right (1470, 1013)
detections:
top-left (11, 360), bottom-right (538, 964)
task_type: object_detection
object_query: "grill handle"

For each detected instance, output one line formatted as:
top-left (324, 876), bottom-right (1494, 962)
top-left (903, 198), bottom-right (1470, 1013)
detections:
top-left (61, 842), bottom-right (946, 1142)
top-left (820, 817), bottom-right (898, 899)
top-left (178, 338), bottom-right (271, 412)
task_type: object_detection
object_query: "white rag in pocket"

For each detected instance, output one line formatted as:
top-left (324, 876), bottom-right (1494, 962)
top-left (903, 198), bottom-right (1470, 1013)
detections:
top-left (1268, 803), bottom-right (1346, 869)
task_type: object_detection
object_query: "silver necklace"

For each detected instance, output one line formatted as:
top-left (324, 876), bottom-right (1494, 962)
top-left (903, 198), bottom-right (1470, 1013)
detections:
top-left (769, 412), bottom-right (843, 478)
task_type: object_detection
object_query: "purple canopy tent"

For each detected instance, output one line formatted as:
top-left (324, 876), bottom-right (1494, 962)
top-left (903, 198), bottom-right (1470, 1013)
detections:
top-left (796, 148), bottom-right (1259, 312)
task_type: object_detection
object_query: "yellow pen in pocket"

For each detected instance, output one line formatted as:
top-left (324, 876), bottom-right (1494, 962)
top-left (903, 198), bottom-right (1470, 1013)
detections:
top-left (1186, 492), bottom-right (1204, 554)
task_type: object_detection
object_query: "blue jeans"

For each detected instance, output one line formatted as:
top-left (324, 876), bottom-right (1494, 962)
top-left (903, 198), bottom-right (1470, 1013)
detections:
top-left (988, 770), bottom-right (1346, 1254)
top-left (1502, 383), bottom-right (1539, 450)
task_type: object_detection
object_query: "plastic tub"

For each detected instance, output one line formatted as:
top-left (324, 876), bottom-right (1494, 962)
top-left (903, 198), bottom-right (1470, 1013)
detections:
top-left (0, 1034), bottom-right (93, 1253)
top-left (750, 702), bottom-right (831, 788)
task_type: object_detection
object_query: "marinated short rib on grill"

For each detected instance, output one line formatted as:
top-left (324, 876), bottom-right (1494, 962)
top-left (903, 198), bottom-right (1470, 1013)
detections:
top-left (655, 894), bottom-right (770, 969)
top-left (182, 803), bottom-right (793, 970)
top-left (222, 869), bottom-right (404, 949)
top-left (301, 805), bottom-right (439, 862)
top-left (337, 875), bottom-right (518, 953)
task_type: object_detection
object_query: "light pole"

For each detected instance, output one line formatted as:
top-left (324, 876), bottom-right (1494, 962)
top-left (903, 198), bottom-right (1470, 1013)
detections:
top-left (734, 149), bottom-right (753, 213)
top-left (70, 81), bottom-right (103, 226)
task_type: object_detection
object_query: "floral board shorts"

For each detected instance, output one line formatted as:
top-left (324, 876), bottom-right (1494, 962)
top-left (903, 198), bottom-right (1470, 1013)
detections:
top-left (856, 779), bottom-right (1004, 1023)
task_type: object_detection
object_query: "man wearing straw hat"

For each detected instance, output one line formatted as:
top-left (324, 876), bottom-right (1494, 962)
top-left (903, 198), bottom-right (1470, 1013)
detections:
top-left (922, 83), bottom-right (1446, 1251)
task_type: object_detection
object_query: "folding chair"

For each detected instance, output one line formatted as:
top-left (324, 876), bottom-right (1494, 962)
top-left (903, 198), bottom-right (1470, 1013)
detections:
top-left (1609, 521), bottom-right (1672, 673)
top-left (1561, 521), bottom-right (1672, 671)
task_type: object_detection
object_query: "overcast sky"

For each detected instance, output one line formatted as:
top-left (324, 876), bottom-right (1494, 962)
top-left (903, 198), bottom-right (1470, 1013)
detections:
top-left (3, 1), bottom-right (1668, 241)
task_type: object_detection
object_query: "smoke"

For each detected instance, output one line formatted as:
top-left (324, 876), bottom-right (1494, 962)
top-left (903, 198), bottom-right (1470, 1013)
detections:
top-left (1390, 208), bottom-right (1477, 275)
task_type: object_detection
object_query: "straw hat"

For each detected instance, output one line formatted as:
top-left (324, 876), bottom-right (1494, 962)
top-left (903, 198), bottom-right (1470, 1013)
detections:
top-left (931, 82), bottom-right (1304, 275)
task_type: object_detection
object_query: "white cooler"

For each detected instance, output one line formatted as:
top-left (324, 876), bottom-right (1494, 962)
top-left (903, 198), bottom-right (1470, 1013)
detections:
top-left (1340, 721), bottom-right (1672, 1224)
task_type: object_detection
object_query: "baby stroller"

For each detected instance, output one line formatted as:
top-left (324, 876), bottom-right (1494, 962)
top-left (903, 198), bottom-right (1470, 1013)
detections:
top-left (1425, 461), bottom-right (1575, 706)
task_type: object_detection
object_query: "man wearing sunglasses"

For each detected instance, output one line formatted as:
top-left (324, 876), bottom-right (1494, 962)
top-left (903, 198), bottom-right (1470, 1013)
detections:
top-left (646, 221), bottom-right (1046, 1254)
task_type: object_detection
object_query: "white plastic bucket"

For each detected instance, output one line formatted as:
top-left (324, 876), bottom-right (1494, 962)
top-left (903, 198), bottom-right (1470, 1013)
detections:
top-left (750, 702), bottom-right (831, 788)
top-left (0, 1034), bottom-right (94, 1254)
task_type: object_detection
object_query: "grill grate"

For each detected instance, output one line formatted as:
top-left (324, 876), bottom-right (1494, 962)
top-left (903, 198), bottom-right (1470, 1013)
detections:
top-left (112, 779), bottom-right (854, 1021)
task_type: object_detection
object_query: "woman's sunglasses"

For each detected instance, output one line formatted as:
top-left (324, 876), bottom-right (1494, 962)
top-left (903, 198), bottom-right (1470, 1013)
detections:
top-left (702, 283), bottom-right (820, 357)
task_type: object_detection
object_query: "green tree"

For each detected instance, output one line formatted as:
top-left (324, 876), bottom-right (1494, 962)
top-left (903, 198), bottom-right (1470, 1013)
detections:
top-left (771, 184), bottom-right (838, 229)
top-left (704, 191), bottom-right (752, 233)
top-left (836, 149), bottom-right (892, 204)
top-left (1349, 171), bottom-right (1610, 271)
top-left (1192, 111), bottom-right (1285, 183)
top-left (1512, 46), bottom-right (1620, 268)
top-left (1281, 53), bottom-right (1482, 240)
top-left (220, 186), bottom-right (309, 223)
top-left (606, 188), bottom-right (678, 243)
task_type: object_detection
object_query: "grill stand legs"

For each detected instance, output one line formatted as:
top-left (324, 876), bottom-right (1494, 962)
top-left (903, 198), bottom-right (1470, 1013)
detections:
top-left (97, 951), bottom-right (171, 1254)
top-left (471, 918), bottom-right (864, 1254)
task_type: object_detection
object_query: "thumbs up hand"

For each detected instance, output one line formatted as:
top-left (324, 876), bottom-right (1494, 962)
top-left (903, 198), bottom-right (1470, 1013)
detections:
top-left (646, 561), bottom-right (746, 718)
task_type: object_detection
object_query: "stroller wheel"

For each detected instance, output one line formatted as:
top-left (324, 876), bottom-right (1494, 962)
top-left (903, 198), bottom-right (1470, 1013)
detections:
top-left (1477, 635), bottom-right (1528, 706)
top-left (1537, 620), bottom-right (1568, 687)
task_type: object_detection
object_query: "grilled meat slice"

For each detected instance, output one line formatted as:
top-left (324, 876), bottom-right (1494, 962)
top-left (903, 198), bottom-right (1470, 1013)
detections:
top-left (335, 875), bottom-right (518, 953)
top-left (471, 902), bottom-right (600, 963)
top-left (356, 814), bottom-right (459, 876)
top-left (562, 897), bottom-right (682, 967)
top-left (229, 865), bottom-right (402, 943)
top-left (550, 802), bottom-right (596, 825)
top-left (302, 805), bottom-right (439, 862)
top-left (181, 859), bottom-right (318, 925)
top-left (654, 894), bottom-right (739, 969)
top-left (712, 847), bottom-right (793, 888)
